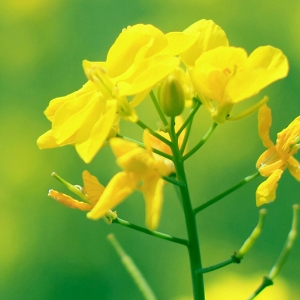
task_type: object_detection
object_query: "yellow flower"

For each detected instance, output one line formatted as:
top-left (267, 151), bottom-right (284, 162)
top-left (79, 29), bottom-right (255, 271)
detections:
top-left (87, 130), bottom-right (174, 230)
top-left (38, 24), bottom-right (198, 163)
top-left (49, 170), bottom-right (103, 210)
top-left (256, 104), bottom-right (300, 206)
top-left (37, 81), bottom-right (118, 163)
top-left (189, 46), bottom-right (289, 123)
top-left (48, 171), bottom-right (117, 222)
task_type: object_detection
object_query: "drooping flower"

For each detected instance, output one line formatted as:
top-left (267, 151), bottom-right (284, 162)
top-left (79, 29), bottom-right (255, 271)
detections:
top-left (189, 45), bottom-right (289, 123)
top-left (256, 104), bottom-right (300, 206)
top-left (48, 170), bottom-right (117, 223)
top-left (37, 24), bottom-right (198, 163)
top-left (87, 130), bottom-right (175, 230)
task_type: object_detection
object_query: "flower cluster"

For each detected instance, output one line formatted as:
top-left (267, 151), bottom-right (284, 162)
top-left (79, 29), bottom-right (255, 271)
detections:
top-left (256, 104), bottom-right (300, 206)
top-left (38, 19), bottom-right (292, 229)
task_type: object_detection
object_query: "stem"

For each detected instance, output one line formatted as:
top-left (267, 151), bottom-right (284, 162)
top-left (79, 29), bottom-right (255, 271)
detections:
top-left (113, 217), bottom-right (188, 246)
top-left (183, 122), bottom-right (218, 161)
top-left (169, 117), bottom-right (205, 300)
top-left (150, 90), bottom-right (169, 127)
top-left (194, 171), bottom-right (260, 214)
top-left (268, 204), bottom-right (299, 280)
top-left (247, 277), bottom-right (273, 300)
top-left (177, 99), bottom-right (201, 137)
top-left (117, 134), bottom-right (173, 161)
top-left (247, 204), bottom-right (299, 300)
top-left (180, 115), bottom-right (193, 155)
top-left (197, 255), bottom-right (241, 274)
top-left (136, 120), bottom-right (171, 146)
top-left (107, 234), bottom-right (157, 300)
top-left (162, 174), bottom-right (185, 187)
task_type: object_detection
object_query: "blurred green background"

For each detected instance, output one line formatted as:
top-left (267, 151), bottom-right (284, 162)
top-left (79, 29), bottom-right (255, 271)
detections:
top-left (1, 0), bottom-right (299, 299)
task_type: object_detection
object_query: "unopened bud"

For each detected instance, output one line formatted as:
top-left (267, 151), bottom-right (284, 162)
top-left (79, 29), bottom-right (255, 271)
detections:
top-left (158, 74), bottom-right (185, 117)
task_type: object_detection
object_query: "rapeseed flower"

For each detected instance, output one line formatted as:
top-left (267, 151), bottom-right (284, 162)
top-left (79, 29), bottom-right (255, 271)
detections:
top-left (48, 171), bottom-right (117, 223)
top-left (190, 46), bottom-right (289, 123)
top-left (87, 130), bottom-right (174, 230)
top-left (256, 104), bottom-right (300, 206)
top-left (38, 24), bottom-right (198, 163)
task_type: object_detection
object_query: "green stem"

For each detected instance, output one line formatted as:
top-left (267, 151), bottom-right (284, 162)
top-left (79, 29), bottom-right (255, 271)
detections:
top-left (180, 115), bottom-right (193, 155)
top-left (247, 277), bottom-right (273, 300)
top-left (162, 174), bottom-right (185, 187)
top-left (113, 217), bottom-right (188, 246)
top-left (169, 117), bottom-right (205, 300)
top-left (183, 122), bottom-right (218, 161)
top-left (197, 255), bottom-right (241, 274)
top-left (194, 171), bottom-right (260, 214)
top-left (177, 98), bottom-right (201, 137)
top-left (117, 134), bottom-right (173, 161)
top-left (150, 90), bottom-right (169, 127)
top-left (247, 204), bottom-right (299, 300)
top-left (136, 120), bottom-right (171, 146)
top-left (107, 234), bottom-right (157, 300)
top-left (268, 204), bottom-right (299, 280)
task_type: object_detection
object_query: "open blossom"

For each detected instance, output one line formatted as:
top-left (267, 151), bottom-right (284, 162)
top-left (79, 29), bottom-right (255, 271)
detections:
top-left (256, 104), bottom-right (300, 206)
top-left (87, 130), bottom-right (175, 230)
top-left (37, 24), bottom-right (198, 163)
top-left (190, 45), bottom-right (288, 123)
top-left (182, 19), bottom-right (289, 123)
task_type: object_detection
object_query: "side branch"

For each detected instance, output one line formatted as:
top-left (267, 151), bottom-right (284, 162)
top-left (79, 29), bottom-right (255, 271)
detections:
top-left (183, 122), bottom-right (218, 161)
top-left (136, 120), bottom-right (172, 146)
top-left (113, 217), bottom-right (188, 246)
top-left (197, 255), bottom-right (241, 274)
top-left (194, 171), bottom-right (260, 214)
top-left (117, 134), bottom-right (173, 160)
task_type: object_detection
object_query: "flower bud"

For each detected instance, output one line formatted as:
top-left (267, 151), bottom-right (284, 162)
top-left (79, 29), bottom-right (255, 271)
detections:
top-left (158, 73), bottom-right (185, 117)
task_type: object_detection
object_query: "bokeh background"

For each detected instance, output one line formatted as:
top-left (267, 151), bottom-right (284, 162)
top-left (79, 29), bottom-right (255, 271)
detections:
top-left (1, 0), bottom-right (299, 299)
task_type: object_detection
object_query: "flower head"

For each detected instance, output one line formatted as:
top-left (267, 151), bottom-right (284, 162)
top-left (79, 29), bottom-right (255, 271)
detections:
top-left (87, 130), bottom-right (174, 230)
top-left (38, 24), bottom-right (198, 163)
top-left (189, 44), bottom-right (288, 123)
top-left (256, 104), bottom-right (300, 206)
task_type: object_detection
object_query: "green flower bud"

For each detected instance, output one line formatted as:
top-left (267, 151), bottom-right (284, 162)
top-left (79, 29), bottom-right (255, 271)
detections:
top-left (158, 74), bottom-right (185, 117)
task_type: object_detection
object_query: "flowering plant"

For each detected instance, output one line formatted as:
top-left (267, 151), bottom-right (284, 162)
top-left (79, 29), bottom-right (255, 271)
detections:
top-left (38, 20), bottom-right (299, 299)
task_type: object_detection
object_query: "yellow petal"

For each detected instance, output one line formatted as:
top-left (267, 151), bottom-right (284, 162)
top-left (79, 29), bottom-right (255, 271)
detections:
top-left (116, 147), bottom-right (154, 177)
top-left (37, 129), bottom-right (60, 149)
top-left (227, 46), bottom-right (288, 103)
top-left (48, 189), bottom-right (92, 211)
top-left (258, 104), bottom-right (274, 148)
top-left (44, 81), bottom-right (96, 121)
top-left (87, 172), bottom-right (138, 220)
top-left (117, 55), bottom-right (180, 96)
top-left (161, 31), bottom-right (199, 56)
top-left (256, 169), bottom-right (283, 206)
top-left (106, 24), bottom-right (167, 78)
top-left (256, 147), bottom-right (284, 177)
top-left (287, 156), bottom-right (300, 181)
top-left (191, 47), bottom-right (247, 104)
top-left (181, 19), bottom-right (229, 67)
top-left (276, 116), bottom-right (300, 156)
top-left (142, 175), bottom-right (164, 230)
top-left (82, 170), bottom-right (105, 205)
top-left (75, 100), bottom-right (117, 163)
top-left (110, 137), bottom-right (139, 158)
top-left (52, 91), bottom-right (100, 144)
top-left (44, 92), bottom-right (76, 122)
